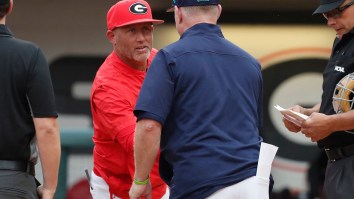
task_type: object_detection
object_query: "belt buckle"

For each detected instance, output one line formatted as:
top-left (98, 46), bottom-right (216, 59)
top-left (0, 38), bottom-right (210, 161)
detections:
top-left (324, 148), bottom-right (337, 163)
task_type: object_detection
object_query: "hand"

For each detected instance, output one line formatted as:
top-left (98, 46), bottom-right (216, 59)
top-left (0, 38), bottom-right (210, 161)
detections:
top-left (301, 112), bottom-right (333, 142)
top-left (129, 182), bottom-right (152, 199)
top-left (282, 105), bottom-right (304, 133)
top-left (37, 185), bottom-right (56, 199)
top-left (282, 116), bottom-right (301, 132)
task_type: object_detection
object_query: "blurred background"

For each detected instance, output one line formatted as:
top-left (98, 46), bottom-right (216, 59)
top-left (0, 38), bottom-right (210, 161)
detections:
top-left (7, 0), bottom-right (333, 198)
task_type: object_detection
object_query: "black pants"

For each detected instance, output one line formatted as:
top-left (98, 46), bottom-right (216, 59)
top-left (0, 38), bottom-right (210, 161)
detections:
top-left (0, 170), bottom-right (38, 199)
top-left (323, 155), bottom-right (354, 199)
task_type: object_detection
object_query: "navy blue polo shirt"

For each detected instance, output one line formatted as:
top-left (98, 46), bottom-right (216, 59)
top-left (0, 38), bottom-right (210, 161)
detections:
top-left (318, 29), bottom-right (354, 148)
top-left (135, 23), bottom-right (263, 199)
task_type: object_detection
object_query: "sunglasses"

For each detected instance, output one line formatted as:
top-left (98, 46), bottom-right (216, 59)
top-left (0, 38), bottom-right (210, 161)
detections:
top-left (323, 0), bottom-right (354, 19)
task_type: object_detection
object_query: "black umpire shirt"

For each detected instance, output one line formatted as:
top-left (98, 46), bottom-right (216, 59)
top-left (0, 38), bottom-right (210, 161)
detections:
top-left (318, 29), bottom-right (354, 148)
top-left (0, 24), bottom-right (57, 161)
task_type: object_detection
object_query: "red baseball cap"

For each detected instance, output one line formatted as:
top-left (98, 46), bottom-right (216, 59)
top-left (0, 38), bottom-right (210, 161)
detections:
top-left (107, 0), bottom-right (164, 31)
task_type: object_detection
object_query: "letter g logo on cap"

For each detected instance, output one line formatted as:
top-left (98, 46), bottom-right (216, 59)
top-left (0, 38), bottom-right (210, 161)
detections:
top-left (130, 3), bottom-right (148, 14)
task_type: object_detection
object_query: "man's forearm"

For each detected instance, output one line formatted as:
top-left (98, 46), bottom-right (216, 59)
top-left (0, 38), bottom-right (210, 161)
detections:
top-left (134, 119), bottom-right (161, 181)
top-left (303, 103), bottom-right (321, 115)
top-left (34, 118), bottom-right (61, 196)
top-left (330, 109), bottom-right (354, 132)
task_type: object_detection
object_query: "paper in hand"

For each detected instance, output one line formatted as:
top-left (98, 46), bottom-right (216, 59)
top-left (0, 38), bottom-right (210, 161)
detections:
top-left (274, 104), bottom-right (308, 127)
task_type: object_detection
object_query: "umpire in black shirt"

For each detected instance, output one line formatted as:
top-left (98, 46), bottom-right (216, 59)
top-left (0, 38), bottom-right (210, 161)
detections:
top-left (282, 0), bottom-right (354, 198)
top-left (0, 0), bottom-right (60, 198)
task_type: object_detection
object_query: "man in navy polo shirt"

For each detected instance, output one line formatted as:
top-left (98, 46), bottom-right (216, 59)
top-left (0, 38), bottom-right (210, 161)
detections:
top-left (129, 0), bottom-right (270, 198)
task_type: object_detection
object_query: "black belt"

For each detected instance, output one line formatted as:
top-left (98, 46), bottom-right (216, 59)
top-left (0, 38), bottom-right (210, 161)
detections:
top-left (324, 143), bottom-right (354, 163)
top-left (0, 160), bottom-right (35, 176)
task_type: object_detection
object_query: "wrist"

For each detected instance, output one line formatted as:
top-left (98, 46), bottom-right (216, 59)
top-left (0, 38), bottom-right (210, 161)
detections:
top-left (302, 107), bottom-right (313, 116)
top-left (328, 114), bottom-right (340, 132)
top-left (133, 176), bottom-right (149, 185)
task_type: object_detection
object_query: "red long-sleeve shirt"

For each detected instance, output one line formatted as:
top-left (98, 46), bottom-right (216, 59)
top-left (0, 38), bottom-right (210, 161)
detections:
top-left (90, 49), bottom-right (166, 199)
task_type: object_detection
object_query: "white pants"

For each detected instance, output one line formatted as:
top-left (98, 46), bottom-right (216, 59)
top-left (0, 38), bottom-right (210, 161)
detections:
top-left (89, 171), bottom-right (170, 199)
top-left (90, 171), bottom-right (112, 199)
top-left (206, 176), bottom-right (270, 199)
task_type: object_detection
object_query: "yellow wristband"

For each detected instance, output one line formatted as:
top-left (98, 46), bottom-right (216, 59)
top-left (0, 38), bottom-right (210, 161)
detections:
top-left (133, 176), bottom-right (149, 185)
